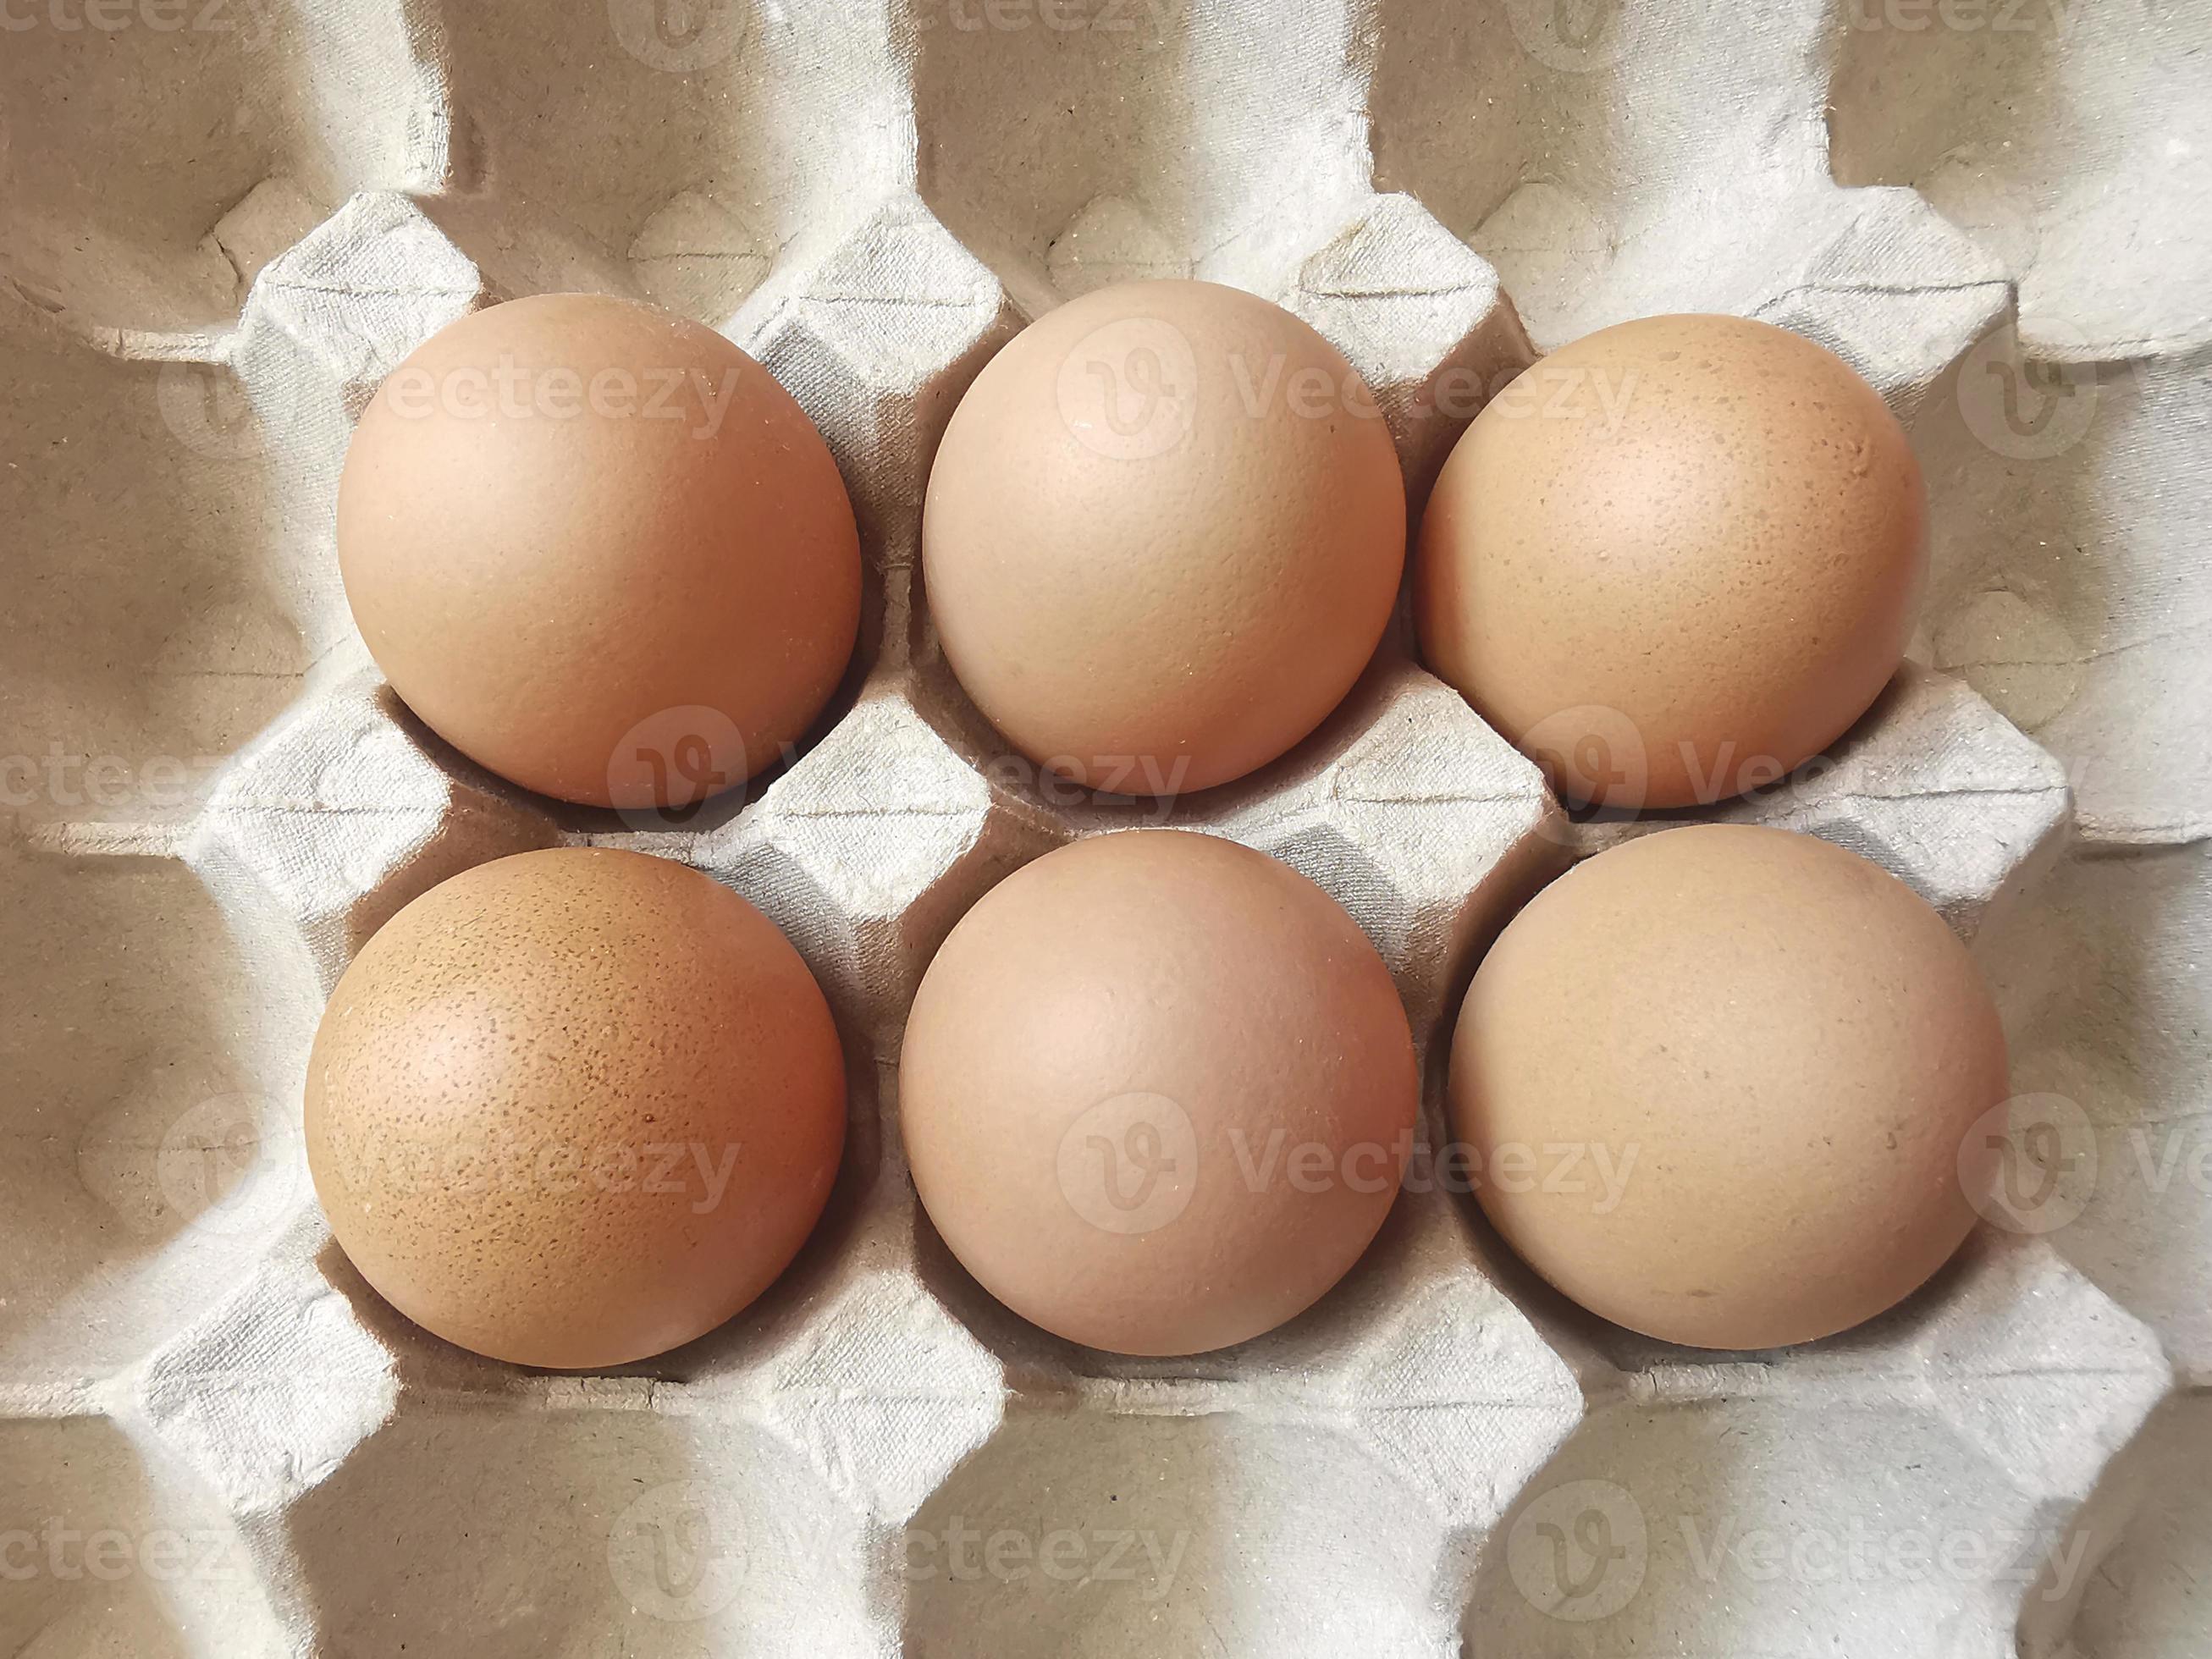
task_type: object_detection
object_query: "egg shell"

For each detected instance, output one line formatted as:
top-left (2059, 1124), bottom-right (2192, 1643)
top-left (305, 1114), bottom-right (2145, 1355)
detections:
top-left (1415, 312), bottom-right (1925, 808)
top-left (304, 847), bottom-right (847, 1369)
top-left (899, 829), bottom-right (1420, 1356)
top-left (1447, 824), bottom-right (2007, 1351)
top-left (922, 278), bottom-right (1406, 796)
top-left (337, 292), bottom-right (861, 810)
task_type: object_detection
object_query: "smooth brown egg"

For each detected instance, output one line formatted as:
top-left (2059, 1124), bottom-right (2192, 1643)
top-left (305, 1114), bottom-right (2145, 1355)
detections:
top-left (1416, 313), bottom-right (1924, 808)
top-left (304, 848), bottom-right (846, 1369)
top-left (922, 279), bottom-right (1405, 797)
top-left (1448, 824), bottom-right (2006, 1350)
top-left (900, 830), bottom-right (1419, 1355)
top-left (338, 293), bottom-right (860, 811)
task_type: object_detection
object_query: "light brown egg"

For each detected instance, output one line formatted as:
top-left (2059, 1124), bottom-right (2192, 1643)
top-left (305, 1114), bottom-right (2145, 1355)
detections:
top-left (1448, 824), bottom-right (2007, 1351)
top-left (900, 830), bottom-right (1419, 1356)
top-left (1416, 313), bottom-right (1924, 808)
top-left (337, 293), bottom-right (860, 811)
top-left (922, 279), bottom-right (1405, 797)
top-left (304, 848), bottom-right (846, 1369)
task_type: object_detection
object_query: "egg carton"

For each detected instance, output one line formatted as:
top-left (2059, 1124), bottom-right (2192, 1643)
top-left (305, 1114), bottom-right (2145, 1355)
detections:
top-left (3, 1), bottom-right (2208, 1655)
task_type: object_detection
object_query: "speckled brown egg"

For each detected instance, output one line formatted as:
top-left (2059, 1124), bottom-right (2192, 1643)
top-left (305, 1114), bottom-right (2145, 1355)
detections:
top-left (922, 280), bottom-right (1406, 797)
top-left (1448, 824), bottom-right (2007, 1351)
top-left (1416, 314), bottom-right (1924, 808)
top-left (304, 848), bottom-right (846, 1369)
top-left (900, 830), bottom-right (1419, 1356)
top-left (337, 293), bottom-right (860, 811)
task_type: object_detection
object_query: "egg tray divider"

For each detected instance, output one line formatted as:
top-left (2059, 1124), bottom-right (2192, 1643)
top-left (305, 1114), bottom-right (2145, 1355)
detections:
top-left (3, 0), bottom-right (2206, 1654)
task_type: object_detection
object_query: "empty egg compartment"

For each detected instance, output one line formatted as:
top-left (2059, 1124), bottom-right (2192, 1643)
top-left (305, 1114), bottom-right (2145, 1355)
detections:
top-left (0, 307), bottom-right (305, 836)
top-left (3, 0), bottom-right (2209, 1654)
top-left (1465, 1224), bottom-right (2173, 1654)
top-left (0, 1), bottom-right (427, 336)
top-left (906, 1408), bottom-right (1455, 1655)
top-left (2056, 1391), bottom-right (2212, 1659)
top-left (0, 1412), bottom-right (286, 1657)
top-left (283, 1396), bottom-right (878, 1657)
top-left (0, 835), bottom-right (318, 1386)
top-left (0, 300), bottom-right (324, 1399)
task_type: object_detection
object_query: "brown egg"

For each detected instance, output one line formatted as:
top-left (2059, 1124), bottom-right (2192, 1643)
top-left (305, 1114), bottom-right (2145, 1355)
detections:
top-left (900, 830), bottom-right (1418, 1355)
top-left (304, 848), bottom-right (846, 1369)
top-left (922, 280), bottom-right (1405, 797)
top-left (1448, 824), bottom-right (2006, 1350)
top-left (337, 293), bottom-right (860, 811)
top-left (1416, 313), bottom-right (1924, 808)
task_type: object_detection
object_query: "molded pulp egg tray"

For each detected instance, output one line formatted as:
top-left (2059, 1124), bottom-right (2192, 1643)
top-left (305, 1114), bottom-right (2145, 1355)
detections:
top-left (3, 1), bottom-right (2209, 1655)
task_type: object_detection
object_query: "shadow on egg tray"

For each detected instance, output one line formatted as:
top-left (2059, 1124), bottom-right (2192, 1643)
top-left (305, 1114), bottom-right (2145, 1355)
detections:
top-left (907, 1147), bottom-right (1429, 1379)
top-left (1438, 1163), bottom-right (1995, 1372)
top-left (1561, 664), bottom-right (1915, 830)
top-left (367, 609), bottom-right (877, 841)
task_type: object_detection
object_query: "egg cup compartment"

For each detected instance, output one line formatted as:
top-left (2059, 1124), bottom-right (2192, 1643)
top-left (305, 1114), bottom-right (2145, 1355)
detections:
top-left (1980, 843), bottom-right (2212, 1381)
top-left (2059, 1392), bottom-right (2212, 1659)
top-left (0, 8), bottom-right (401, 336)
top-left (906, 1406), bottom-right (1466, 1654)
top-left (5, 0), bottom-right (2209, 1653)
top-left (284, 1401), bottom-right (879, 1656)
top-left (0, 839), bottom-right (316, 1388)
top-left (1468, 1282), bottom-right (2159, 1659)
top-left (0, 309), bottom-right (306, 837)
top-left (0, 1414), bottom-right (284, 1656)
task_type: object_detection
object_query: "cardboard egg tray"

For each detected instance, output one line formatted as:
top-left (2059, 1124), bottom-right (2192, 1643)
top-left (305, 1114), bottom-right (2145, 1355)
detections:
top-left (3, 1), bottom-right (2208, 1654)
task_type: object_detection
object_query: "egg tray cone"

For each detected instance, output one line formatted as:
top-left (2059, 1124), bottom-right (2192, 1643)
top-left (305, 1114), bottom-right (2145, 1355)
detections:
top-left (3, 2), bottom-right (2208, 1655)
